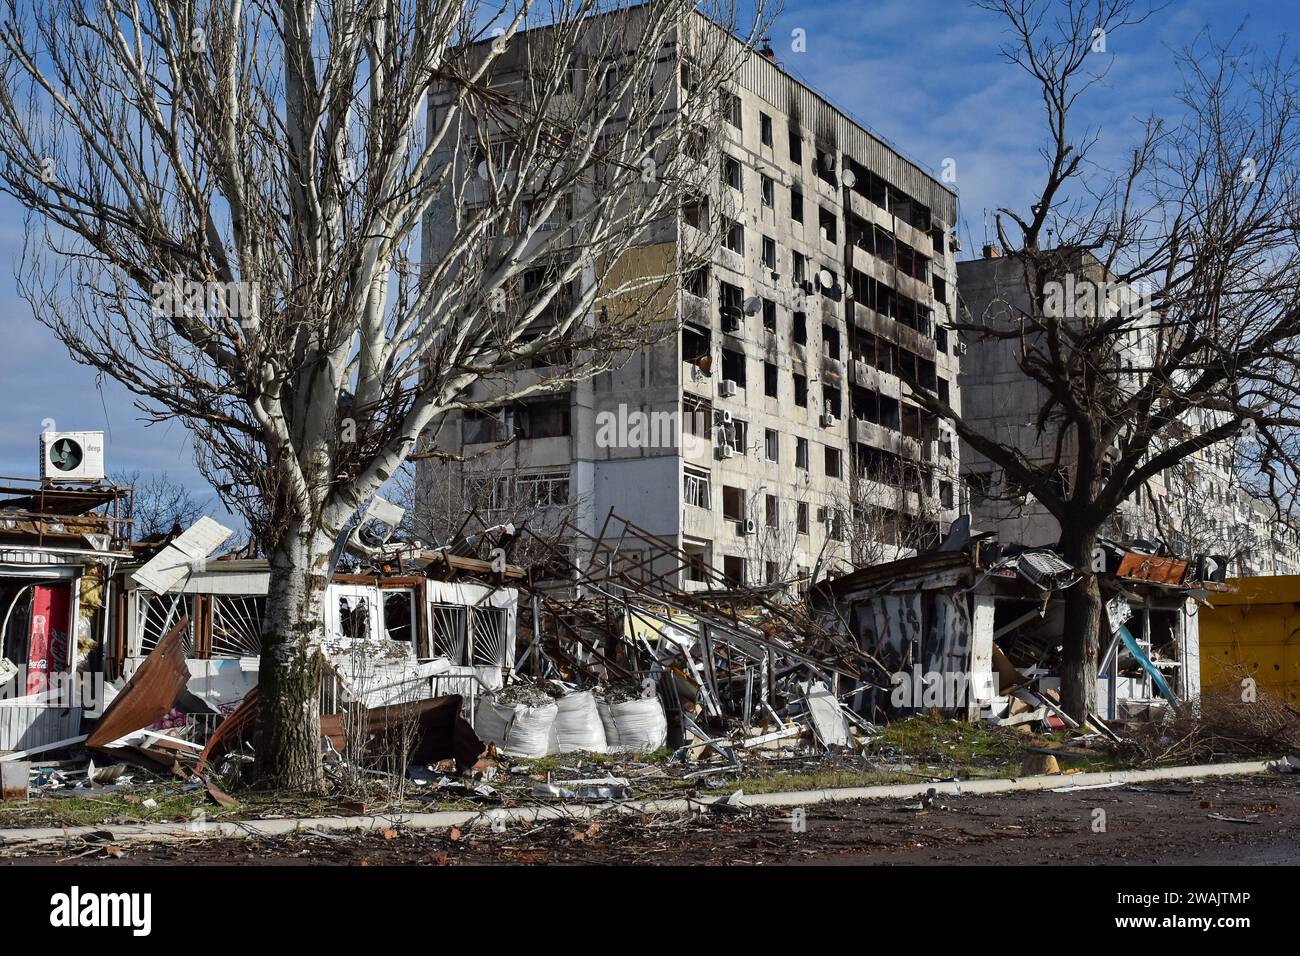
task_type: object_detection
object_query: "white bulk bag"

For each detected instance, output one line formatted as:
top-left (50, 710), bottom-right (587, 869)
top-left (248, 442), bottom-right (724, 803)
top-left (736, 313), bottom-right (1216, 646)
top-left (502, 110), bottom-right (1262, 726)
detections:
top-left (474, 698), bottom-right (558, 758)
top-left (550, 691), bottom-right (608, 754)
top-left (598, 696), bottom-right (668, 753)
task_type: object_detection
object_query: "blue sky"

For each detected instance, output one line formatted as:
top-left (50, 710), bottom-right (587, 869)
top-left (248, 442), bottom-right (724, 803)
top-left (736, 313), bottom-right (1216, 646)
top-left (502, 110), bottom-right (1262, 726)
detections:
top-left (0, 0), bottom-right (1291, 512)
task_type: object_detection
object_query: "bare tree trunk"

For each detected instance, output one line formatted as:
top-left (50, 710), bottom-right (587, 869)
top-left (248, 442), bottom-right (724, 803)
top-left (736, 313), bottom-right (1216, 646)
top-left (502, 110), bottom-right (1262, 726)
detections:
top-left (1059, 527), bottom-right (1101, 722)
top-left (256, 522), bottom-right (330, 790)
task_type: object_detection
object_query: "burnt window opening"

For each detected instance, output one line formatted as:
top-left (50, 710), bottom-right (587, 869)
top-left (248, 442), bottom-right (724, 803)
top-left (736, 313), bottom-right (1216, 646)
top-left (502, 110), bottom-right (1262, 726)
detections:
top-left (818, 207), bottom-right (837, 244)
top-left (682, 323), bottom-right (711, 363)
top-left (720, 347), bottom-right (746, 386)
top-left (822, 323), bottom-right (841, 360)
top-left (719, 280), bottom-right (744, 324)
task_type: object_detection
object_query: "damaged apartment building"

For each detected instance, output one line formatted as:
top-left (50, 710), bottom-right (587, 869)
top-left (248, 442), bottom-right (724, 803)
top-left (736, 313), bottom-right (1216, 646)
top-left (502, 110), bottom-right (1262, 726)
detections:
top-left (420, 12), bottom-right (964, 589)
top-left (958, 247), bottom-right (1300, 577)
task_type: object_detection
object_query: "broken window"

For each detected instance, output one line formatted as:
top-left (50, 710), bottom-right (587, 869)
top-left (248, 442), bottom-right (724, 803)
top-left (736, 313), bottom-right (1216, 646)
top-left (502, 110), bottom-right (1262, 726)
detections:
top-left (517, 470), bottom-right (570, 506)
top-left (822, 385), bottom-right (842, 418)
top-left (682, 322), bottom-right (711, 363)
top-left (721, 154), bottom-right (742, 191)
top-left (683, 193), bottom-right (709, 230)
top-left (818, 207), bottom-right (837, 244)
top-left (683, 395), bottom-right (711, 438)
top-left (684, 466), bottom-right (711, 509)
top-left (722, 485), bottom-right (746, 521)
top-left (793, 310), bottom-right (808, 345)
top-left (788, 128), bottom-right (803, 166)
top-left (762, 235), bottom-right (776, 270)
top-left (462, 409), bottom-right (504, 445)
top-left (764, 362), bottom-right (778, 398)
top-left (822, 323), bottom-right (841, 360)
top-left (514, 397), bottom-right (570, 439)
top-left (723, 218), bottom-right (744, 255)
top-left (760, 112), bottom-right (773, 147)
top-left (797, 501), bottom-right (810, 535)
top-left (824, 446), bottom-right (842, 479)
top-left (684, 546), bottom-right (709, 583)
top-left (337, 594), bottom-right (372, 642)
top-left (723, 90), bottom-right (742, 128)
top-left (764, 427), bottom-right (779, 461)
top-left (762, 298), bottom-right (777, 332)
top-left (383, 591), bottom-right (415, 643)
top-left (790, 187), bottom-right (804, 224)
top-left (685, 265), bottom-right (709, 299)
top-left (793, 372), bottom-right (808, 407)
top-left (795, 437), bottom-right (809, 470)
top-left (720, 347), bottom-right (746, 386)
top-left (723, 554), bottom-right (746, 586)
top-left (765, 493), bottom-right (779, 528)
top-left (761, 173), bottom-right (774, 208)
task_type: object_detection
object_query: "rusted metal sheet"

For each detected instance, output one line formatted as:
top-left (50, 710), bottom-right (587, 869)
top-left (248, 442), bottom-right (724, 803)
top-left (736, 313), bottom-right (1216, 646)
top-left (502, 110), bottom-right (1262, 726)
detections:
top-left (322, 695), bottom-right (484, 772)
top-left (198, 689), bottom-right (484, 776)
top-left (86, 615), bottom-right (191, 748)
top-left (195, 687), bottom-right (258, 775)
top-left (1116, 552), bottom-right (1188, 585)
top-left (361, 695), bottom-right (484, 772)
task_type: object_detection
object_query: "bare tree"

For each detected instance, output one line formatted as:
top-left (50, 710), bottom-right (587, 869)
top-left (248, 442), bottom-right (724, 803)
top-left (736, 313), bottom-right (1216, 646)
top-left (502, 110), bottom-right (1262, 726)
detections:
top-left (0, 0), bottom-right (764, 786)
top-left (112, 469), bottom-right (209, 539)
top-left (907, 0), bottom-right (1300, 720)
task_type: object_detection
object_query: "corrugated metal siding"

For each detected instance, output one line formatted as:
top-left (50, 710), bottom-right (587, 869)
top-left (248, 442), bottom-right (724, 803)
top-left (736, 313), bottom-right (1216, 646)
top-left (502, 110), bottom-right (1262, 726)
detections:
top-left (0, 705), bottom-right (82, 751)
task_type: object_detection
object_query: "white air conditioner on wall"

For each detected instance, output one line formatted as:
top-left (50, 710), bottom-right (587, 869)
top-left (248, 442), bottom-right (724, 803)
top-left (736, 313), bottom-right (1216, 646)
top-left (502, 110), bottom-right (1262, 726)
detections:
top-left (719, 379), bottom-right (737, 398)
top-left (819, 413), bottom-right (837, 428)
top-left (742, 518), bottom-right (757, 535)
top-left (40, 431), bottom-right (105, 482)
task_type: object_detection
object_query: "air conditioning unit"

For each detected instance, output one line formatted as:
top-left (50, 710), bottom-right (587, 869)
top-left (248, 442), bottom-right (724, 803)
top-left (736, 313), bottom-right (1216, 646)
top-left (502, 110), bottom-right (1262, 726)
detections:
top-left (722, 314), bottom-right (741, 333)
top-left (346, 496), bottom-right (407, 558)
top-left (717, 444), bottom-right (736, 460)
top-left (719, 409), bottom-right (733, 425)
top-left (741, 518), bottom-right (757, 535)
top-left (956, 341), bottom-right (967, 356)
top-left (719, 379), bottom-right (737, 398)
top-left (40, 431), bottom-right (105, 482)
top-left (819, 413), bottom-right (837, 428)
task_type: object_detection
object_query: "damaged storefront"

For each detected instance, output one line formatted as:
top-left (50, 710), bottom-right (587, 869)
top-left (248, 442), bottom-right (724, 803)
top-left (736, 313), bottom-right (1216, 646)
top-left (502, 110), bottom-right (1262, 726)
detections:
top-left (815, 536), bottom-right (1219, 731)
top-left (0, 479), bottom-right (132, 751)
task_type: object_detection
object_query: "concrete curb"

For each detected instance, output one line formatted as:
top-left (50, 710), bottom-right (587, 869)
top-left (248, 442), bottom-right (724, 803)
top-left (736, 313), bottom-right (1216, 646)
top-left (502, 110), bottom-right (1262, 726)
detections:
top-left (0, 759), bottom-right (1274, 847)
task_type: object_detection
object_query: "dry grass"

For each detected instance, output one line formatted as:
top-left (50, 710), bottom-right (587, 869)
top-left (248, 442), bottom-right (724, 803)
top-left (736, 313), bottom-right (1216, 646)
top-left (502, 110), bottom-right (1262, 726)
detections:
top-left (1117, 665), bottom-right (1300, 765)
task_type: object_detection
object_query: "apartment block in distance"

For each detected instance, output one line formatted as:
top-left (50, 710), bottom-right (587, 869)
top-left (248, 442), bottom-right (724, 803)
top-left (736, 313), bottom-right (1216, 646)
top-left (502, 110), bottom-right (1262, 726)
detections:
top-left (958, 245), bottom-right (1299, 576)
top-left (421, 12), bottom-right (963, 589)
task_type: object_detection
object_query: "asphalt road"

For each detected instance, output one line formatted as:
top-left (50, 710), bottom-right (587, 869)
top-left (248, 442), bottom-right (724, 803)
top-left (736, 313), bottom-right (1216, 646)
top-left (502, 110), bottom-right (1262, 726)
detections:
top-left (4, 772), bottom-right (1297, 865)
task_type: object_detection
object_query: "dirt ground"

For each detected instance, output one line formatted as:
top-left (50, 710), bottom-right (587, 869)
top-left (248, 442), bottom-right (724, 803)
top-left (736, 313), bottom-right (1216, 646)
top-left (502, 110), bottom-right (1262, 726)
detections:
top-left (2, 772), bottom-right (1296, 865)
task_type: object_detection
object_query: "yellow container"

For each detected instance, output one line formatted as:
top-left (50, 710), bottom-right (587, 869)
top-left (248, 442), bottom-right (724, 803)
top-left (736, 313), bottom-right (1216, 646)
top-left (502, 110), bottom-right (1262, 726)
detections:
top-left (1199, 576), bottom-right (1300, 704)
